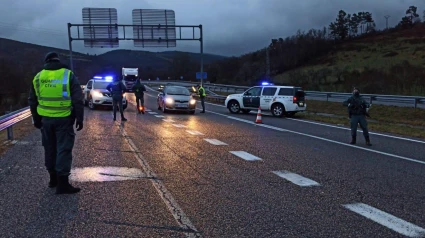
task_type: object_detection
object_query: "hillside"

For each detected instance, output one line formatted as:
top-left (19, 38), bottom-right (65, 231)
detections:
top-left (0, 37), bottom-right (227, 85)
top-left (0, 37), bottom-right (227, 113)
top-left (274, 24), bottom-right (425, 95)
top-left (207, 6), bottom-right (425, 96)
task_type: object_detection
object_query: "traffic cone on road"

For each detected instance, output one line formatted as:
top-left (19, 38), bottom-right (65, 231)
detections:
top-left (255, 107), bottom-right (262, 124)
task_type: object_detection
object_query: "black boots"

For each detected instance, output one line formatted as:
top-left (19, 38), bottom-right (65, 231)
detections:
top-left (349, 136), bottom-right (372, 146)
top-left (365, 136), bottom-right (372, 146)
top-left (48, 171), bottom-right (58, 188)
top-left (56, 175), bottom-right (81, 194)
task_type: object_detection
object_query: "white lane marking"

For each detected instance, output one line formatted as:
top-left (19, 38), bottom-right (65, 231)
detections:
top-left (148, 91), bottom-right (425, 163)
top-left (204, 139), bottom-right (228, 145)
top-left (162, 119), bottom-right (175, 123)
top-left (205, 110), bottom-right (425, 165)
top-left (148, 112), bottom-right (158, 115)
top-left (343, 203), bottom-right (425, 237)
top-left (154, 115), bottom-right (165, 118)
top-left (117, 124), bottom-right (200, 237)
top-left (145, 109), bottom-right (152, 112)
top-left (186, 130), bottom-right (204, 136)
top-left (185, 97), bottom-right (425, 144)
top-left (229, 151), bottom-right (262, 161)
top-left (272, 170), bottom-right (320, 187)
top-left (172, 124), bottom-right (187, 128)
top-left (287, 117), bottom-right (425, 144)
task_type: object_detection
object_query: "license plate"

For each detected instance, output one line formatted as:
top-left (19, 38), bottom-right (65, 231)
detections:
top-left (176, 103), bottom-right (188, 108)
top-left (299, 102), bottom-right (304, 106)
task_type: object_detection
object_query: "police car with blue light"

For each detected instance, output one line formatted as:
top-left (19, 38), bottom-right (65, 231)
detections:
top-left (83, 76), bottom-right (128, 110)
top-left (224, 82), bottom-right (306, 117)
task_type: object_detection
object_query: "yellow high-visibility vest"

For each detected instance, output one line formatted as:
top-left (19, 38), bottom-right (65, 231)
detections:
top-left (198, 86), bottom-right (206, 97)
top-left (33, 68), bottom-right (72, 117)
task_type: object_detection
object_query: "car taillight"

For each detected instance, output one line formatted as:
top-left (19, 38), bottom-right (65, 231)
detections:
top-left (293, 96), bottom-right (297, 103)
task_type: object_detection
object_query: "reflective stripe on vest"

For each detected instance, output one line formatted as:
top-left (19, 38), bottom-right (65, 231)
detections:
top-left (33, 69), bottom-right (72, 117)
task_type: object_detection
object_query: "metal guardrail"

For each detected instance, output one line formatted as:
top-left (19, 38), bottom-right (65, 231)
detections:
top-left (0, 80), bottom-right (422, 141)
top-left (143, 80), bottom-right (425, 108)
top-left (0, 106), bottom-right (32, 140)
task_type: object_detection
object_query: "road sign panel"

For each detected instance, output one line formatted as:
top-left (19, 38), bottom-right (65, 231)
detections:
top-left (82, 8), bottom-right (119, 48)
top-left (132, 9), bottom-right (177, 47)
top-left (196, 72), bottom-right (207, 79)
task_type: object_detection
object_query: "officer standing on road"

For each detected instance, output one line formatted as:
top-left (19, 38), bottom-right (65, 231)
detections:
top-left (28, 52), bottom-right (84, 194)
top-left (343, 87), bottom-right (372, 146)
top-left (131, 78), bottom-right (147, 114)
top-left (197, 84), bottom-right (206, 113)
top-left (106, 77), bottom-right (127, 121)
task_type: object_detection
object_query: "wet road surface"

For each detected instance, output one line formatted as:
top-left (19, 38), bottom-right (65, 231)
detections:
top-left (0, 89), bottom-right (424, 237)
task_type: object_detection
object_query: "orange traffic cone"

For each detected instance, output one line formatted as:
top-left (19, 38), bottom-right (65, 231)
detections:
top-left (255, 107), bottom-right (262, 124)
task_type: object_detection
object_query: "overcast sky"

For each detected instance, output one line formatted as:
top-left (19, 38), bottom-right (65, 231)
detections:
top-left (0, 0), bottom-right (423, 57)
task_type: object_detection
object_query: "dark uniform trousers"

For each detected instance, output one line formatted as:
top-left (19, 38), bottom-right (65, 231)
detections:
top-left (350, 115), bottom-right (369, 138)
top-left (41, 116), bottom-right (75, 176)
top-left (112, 96), bottom-right (124, 117)
top-left (136, 95), bottom-right (144, 108)
top-left (200, 96), bottom-right (205, 111)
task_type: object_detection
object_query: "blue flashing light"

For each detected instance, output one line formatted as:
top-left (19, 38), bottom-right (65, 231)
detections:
top-left (104, 76), bottom-right (113, 81)
top-left (261, 82), bottom-right (270, 86)
top-left (94, 76), bottom-right (102, 79)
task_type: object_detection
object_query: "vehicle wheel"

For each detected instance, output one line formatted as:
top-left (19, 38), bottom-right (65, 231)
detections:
top-left (123, 104), bottom-right (127, 110)
top-left (88, 98), bottom-right (96, 110)
top-left (241, 109), bottom-right (251, 114)
top-left (189, 110), bottom-right (195, 115)
top-left (228, 100), bottom-right (240, 114)
top-left (271, 103), bottom-right (285, 118)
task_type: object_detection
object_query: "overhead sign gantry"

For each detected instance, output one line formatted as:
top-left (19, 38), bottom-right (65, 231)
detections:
top-left (67, 8), bottom-right (206, 85)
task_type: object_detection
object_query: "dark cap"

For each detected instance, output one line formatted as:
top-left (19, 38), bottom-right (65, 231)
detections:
top-left (44, 52), bottom-right (60, 63)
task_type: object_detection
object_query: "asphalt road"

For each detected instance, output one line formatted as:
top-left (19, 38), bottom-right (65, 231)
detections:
top-left (0, 88), bottom-right (425, 237)
top-left (144, 81), bottom-right (425, 109)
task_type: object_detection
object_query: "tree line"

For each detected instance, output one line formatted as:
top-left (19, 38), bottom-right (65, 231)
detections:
top-left (202, 5), bottom-right (425, 96)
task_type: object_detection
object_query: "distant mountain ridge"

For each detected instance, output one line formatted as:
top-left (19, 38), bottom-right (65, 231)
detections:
top-left (0, 37), bottom-right (228, 84)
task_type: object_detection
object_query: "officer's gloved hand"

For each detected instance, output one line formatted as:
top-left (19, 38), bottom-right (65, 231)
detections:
top-left (34, 121), bottom-right (42, 129)
top-left (75, 121), bottom-right (83, 131)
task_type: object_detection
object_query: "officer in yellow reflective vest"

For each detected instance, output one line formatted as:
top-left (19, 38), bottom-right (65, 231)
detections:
top-left (197, 84), bottom-right (206, 113)
top-left (28, 52), bottom-right (84, 194)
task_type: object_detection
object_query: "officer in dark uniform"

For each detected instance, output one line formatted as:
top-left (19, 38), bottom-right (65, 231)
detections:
top-left (28, 52), bottom-right (84, 194)
top-left (343, 87), bottom-right (372, 146)
top-left (131, 78), bottom-right (147, 114)
top-left (106, 77), bottom-right (127, 121)
top-left (197, 84), bottom-right (206, 113)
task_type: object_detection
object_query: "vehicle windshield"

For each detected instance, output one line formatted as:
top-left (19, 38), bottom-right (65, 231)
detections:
top-left (166, 87), bottom-right (190, 96)
top-left (93, 81), bottom-right (110, 89)
top-left (123, 75), bottom-right (137, 81)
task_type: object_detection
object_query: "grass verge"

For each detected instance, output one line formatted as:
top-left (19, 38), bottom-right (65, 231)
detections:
top-left (211, 91), bottom-right (425, 139)
top-left (0, 117), bottom-right (36, 156)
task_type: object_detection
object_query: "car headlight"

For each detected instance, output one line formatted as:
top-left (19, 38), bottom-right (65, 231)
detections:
top-left (92, 91), bottom-right (103, 98)
top-left (189, 99), bottom-right (196, 104)
top-left (165, 97), bottom-right (174, 104)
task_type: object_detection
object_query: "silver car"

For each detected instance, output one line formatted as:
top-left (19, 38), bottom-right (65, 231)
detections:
top-left (157, 86), bottom-right (197, 114)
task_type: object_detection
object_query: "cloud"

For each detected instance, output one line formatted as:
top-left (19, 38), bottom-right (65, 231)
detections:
top-left (0, 0), bottom-right (423, 57)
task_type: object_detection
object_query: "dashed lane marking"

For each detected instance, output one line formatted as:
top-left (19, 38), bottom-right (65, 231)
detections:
top-left (172, 124), bottom-right (187, 128)
top-left (204, 139), bottom-right (228, 146)
top-left (229, 151), bottom-right (262, 161)
top-left (117, 123), bottom-right (201, 237)
top-left (154, 115), bottom-right (165, 118)
top-left (203, 110), bottom-right (425, 166)
top-left (343, 203), bottom-right (425, 237)
top-left (186, 130), bottom-right (204, 136)
top-left (148, 112), bottom-right (158, 115)
top-left (272, 170), bottom-right (320, 187)
top-left (163, 119), bottom-right (175, 123)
